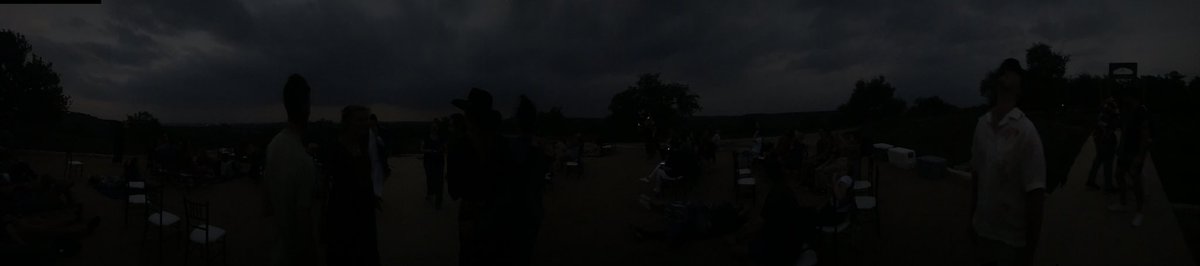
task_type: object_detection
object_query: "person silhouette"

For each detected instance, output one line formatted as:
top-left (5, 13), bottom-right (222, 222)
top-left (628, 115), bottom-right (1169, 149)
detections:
top-left (422, 119), bottom-right (447, 210)
top-left (324, 105), bottom-right (381, 266)
top-left (970, 58), bottom-right (1046, 266)
top-left (263, 74), bottom-right (319, 266)
top-left (447, 88), bottom-right (509, 266)
top-left (491, 95), bottom-right (550, 265)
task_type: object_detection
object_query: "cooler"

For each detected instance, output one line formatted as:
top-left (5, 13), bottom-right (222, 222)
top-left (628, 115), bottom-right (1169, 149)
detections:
top-left (888, 147), bottom-right (916, 169)
top-left (917, 155), bottom-right (947, 179)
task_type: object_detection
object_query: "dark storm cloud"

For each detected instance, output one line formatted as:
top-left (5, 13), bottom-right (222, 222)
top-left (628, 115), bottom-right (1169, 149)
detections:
top-left (0, 0), bottom-right (1197, 123)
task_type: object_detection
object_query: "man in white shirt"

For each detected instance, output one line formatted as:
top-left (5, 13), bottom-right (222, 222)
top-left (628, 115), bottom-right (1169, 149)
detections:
top-left (264, 75), bottom-right (319, 266)
top-left (971, 58), bottom-right (1046, 266)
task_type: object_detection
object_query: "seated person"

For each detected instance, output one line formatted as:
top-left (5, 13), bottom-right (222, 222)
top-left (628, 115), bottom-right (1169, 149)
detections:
top-left (2, 176), bottom-right (77, 217)
top-left (814, 157), bottom-right (849, 193)
top-left (750, 174), bottom-right (818, 266)
top-left (1, 206), bottom-right (100, 260)
top-left (630, 198), bottom-right (749, 245)
top-left (810, 129), bottom-right (840, 168)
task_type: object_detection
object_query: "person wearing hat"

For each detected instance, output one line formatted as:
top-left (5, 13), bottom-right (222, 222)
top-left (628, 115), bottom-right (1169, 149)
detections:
top-left (491, 95), bottom-right (551, 265)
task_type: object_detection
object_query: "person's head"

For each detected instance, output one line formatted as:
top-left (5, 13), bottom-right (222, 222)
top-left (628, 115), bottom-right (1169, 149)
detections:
top-left (340, 105), bottom-right (372, 139)
top-left (430, 119), bottom-right (442, 136)
top-left (369, 114), bottom-right (379, 129)
top-left (516, 95), bottom-right (537, 135)
top-left (986, 58), bottom-right (1024, 106)
top-left (282, 74), bottom-right (312, 127)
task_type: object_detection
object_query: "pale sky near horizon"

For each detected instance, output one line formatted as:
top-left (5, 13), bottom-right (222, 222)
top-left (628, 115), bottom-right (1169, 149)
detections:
top-left (2, 0), bottom-right (1198, 123)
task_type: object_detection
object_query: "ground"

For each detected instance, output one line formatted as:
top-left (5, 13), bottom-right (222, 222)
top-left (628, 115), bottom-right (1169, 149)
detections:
top-left (10, 135), bottom-right (1196, 265)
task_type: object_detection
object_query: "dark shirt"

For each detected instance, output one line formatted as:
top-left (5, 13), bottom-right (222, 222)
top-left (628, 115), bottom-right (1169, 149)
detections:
top-left (1119, 105), bottom-right (1150, 157)
top-left (323, 138), bottom-right (380, 265)
top-left (422, 135), bottom-right (446, 167)
top-left (444, 135), bottom-right (475, 201)
top-left (445, 133), bottom-right (508, 203)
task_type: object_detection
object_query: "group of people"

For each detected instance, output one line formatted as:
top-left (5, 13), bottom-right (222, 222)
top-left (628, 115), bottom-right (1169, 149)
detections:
top-left (640, 129), bottom-right (708, 196)
top-left (146, 134), bottom-right (266, 185)
top-left (441, 89), bottom-right (550, 266)
top-left (0, 147), bottom-right (101, 265)
top-left (263, 76), bottom-right (550, 266)
top-left (743, 128), bottom-right (863, 265)
top-left (970, 58), bottom-right (1153, 266)
top-left (258, 56), bottom-right (1154, 266)
top-left (1085, 82), bottom-right (1154, 227)
top-left (261, 75), bottom-right (393, 266)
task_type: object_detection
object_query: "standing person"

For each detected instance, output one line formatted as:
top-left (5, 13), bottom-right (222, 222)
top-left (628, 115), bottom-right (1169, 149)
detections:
top-left (367, 114), bottom-right (390, 206)
top-left (263, 74), bottom-right (319, 266)
top-left (1086, 97), bottom-right (1119, 191)
top-left (422, 120), bottom-right (447, 210)
top-left (1109, 88), bottom-right (1153, 227)
top-left (494, 95), bottom-right (550, 266)
top-left (445, 114), bottom-right (468, 203)
top-left (970, 58), bottom-right (1046, 266)
top-left (643, 116), bottom-right (659, 161)
top-left (447, 88), bottom-right (508, 266)
top-left (324, 105), bottom-right (381, 266)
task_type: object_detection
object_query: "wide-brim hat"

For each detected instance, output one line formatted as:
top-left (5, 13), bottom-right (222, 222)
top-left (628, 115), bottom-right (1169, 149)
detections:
top-left (451, 88), bottom-right (494, 112)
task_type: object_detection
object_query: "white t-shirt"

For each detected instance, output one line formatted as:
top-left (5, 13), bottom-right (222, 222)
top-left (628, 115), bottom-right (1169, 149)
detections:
top-left (263, 128), bottom-right (318, 265)
top-left (971, 108), bottom-right (1046, 247)
top-left (369, 129), bottom-right (385, 197)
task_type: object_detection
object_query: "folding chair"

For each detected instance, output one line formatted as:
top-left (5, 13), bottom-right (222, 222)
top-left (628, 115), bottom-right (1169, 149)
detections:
top-left (63, 152), bottom-right (84, 181)
top-left (733, 151), bottom-right (757, 205)
top-left (142, 187), bottom-right (181, 264)
top-left (564, 145), bottom-right (584, 178)
top-left (183, 198), bottom-right (228, 266)
top-left (124, 178), bottom-right (148, 227)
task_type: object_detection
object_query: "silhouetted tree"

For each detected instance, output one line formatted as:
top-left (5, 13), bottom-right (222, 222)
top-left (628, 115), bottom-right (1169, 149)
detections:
top-left (1141, 72), bottom-right (1191, 114)
top-left (1023, 43), bottom-right (1070, 110)
top-left (125, 111), bottom-right (162, 151)
top-left (908, 96), bottom-right (959, 117)
top-left (0, 29), bottom-right (72, 129)
top-left (978, 43), bottom-right (1070, 111)
top-left (838, 76), bottom-right (906, 123)
top-left (1066, 73), bottom-right (1104, 109)
top-left (607, 73), bottom-right (701, 132)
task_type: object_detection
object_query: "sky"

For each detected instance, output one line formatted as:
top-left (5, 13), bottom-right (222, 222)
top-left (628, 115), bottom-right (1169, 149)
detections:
top-left (2, 0), bottom-right (1198, 124)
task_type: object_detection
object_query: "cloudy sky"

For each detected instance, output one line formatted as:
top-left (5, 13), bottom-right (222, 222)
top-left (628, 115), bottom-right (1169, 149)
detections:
top-left (2, 0), bottom-right (1198, 123)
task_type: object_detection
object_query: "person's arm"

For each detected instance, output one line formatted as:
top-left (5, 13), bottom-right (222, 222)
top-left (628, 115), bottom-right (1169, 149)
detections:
top-left (969, 121), bottom-right (984, 244)
top-left (262, 146), bottom-right (277, 217)
top-left (380, 141), bottom-right (392, 179)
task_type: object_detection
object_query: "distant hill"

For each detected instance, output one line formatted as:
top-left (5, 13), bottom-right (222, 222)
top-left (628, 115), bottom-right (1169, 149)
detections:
top-left (10, 110), bottom-right (854, 155)
top-left (8, 112), bottom-right (123, 155)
